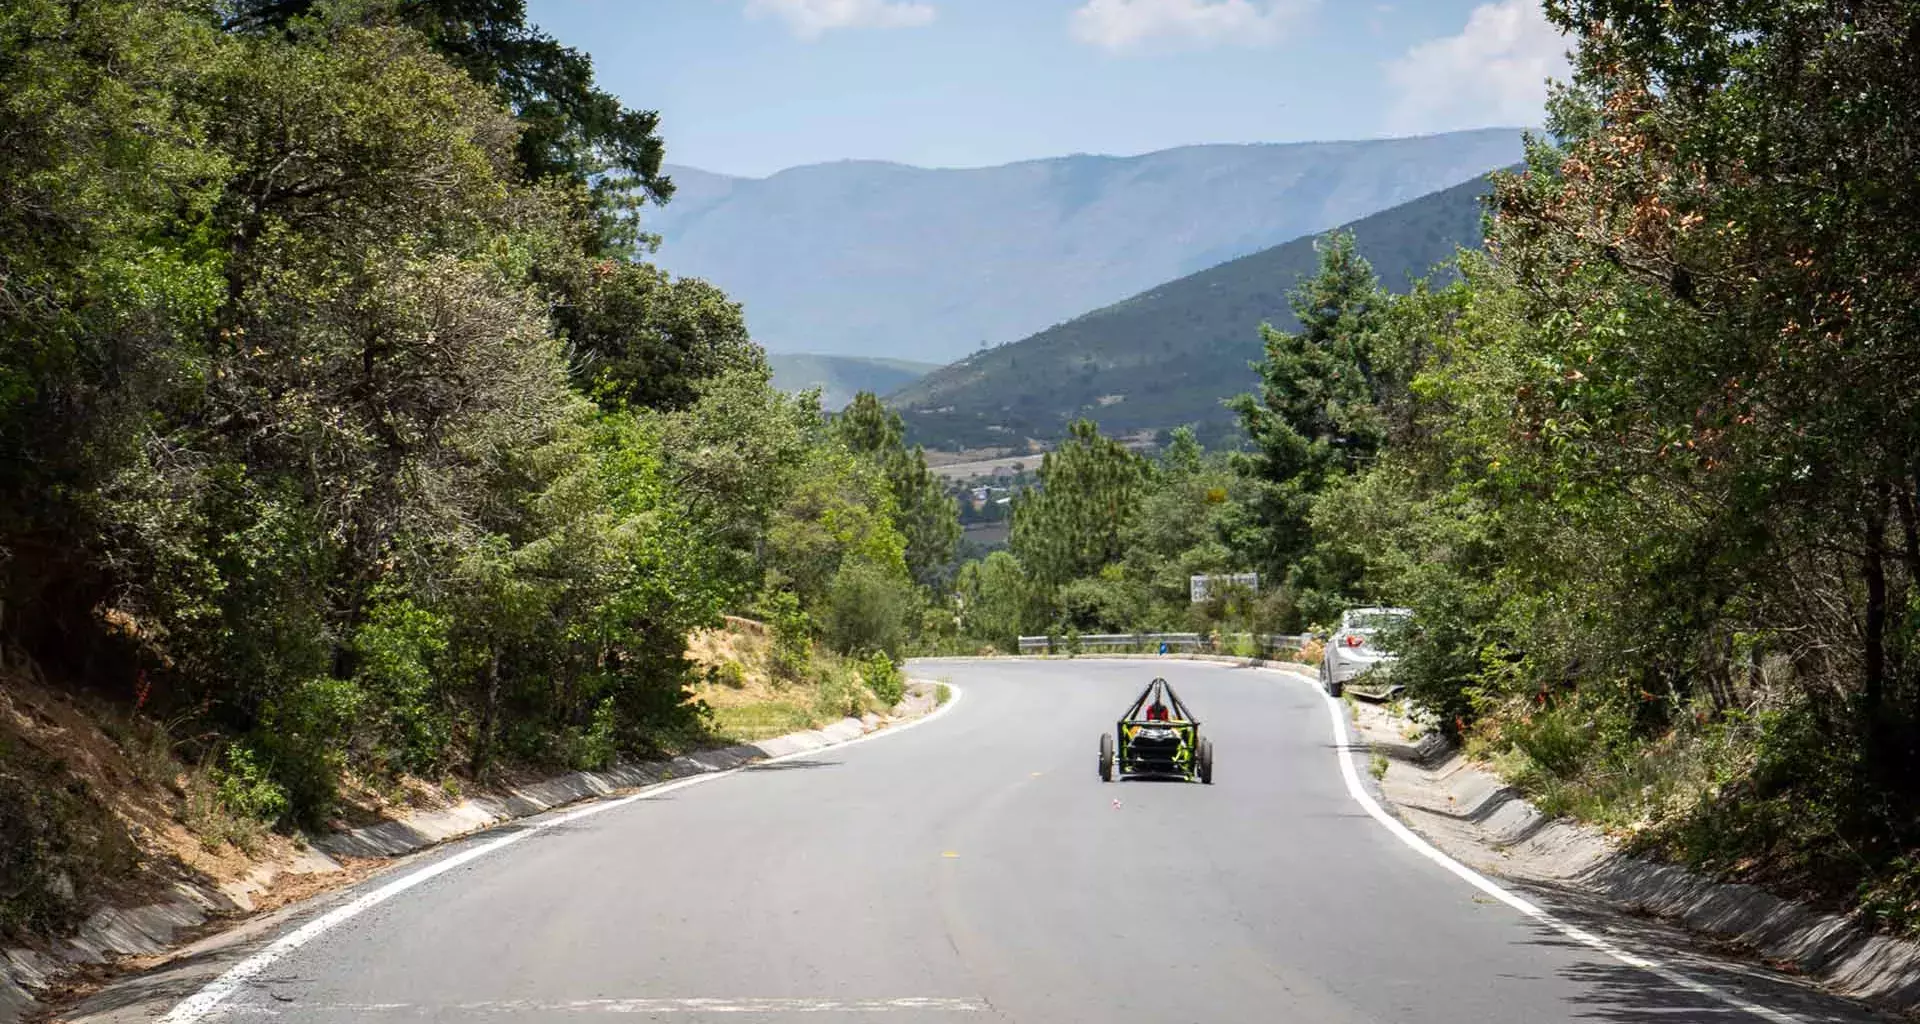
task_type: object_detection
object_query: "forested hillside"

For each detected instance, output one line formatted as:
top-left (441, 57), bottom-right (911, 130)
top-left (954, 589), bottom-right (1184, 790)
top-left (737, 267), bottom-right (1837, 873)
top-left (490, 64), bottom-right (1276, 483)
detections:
top-left (0, 0), bottom-right (957, 940)
top-left (645, 131), bottom-right (1525, 361)
top-left (947, 5), bottom-right (1920, 939)
top-left (896, 173), bottom-right (1498, 450)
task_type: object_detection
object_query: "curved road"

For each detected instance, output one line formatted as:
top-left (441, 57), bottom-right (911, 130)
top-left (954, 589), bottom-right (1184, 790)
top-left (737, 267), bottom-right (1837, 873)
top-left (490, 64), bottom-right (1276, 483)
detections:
top-left (72, 659), bottom-right (1886, 1023)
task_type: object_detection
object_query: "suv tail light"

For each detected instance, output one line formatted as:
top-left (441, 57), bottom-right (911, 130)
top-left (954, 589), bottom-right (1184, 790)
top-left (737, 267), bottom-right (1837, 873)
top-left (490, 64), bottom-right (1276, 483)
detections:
top-left (1343, 634), bottom-right (1366, 648)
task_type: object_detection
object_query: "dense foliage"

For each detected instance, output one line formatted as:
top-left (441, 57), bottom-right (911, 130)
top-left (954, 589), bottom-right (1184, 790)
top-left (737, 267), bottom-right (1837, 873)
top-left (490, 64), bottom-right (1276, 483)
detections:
top-left (955, 1), bottom-right (1920, 934)
top-left (948, 424), bottom-right (1257, 651)
top-left (0, 0), bottom-right (957, 876)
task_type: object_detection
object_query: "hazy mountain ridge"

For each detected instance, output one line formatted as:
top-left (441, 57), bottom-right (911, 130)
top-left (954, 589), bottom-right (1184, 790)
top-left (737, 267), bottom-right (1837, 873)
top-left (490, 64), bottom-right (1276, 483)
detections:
top-left (641, 130), bottom-right (1525, 362)
top-left (891, 172), bottom-right (1505, 450)
top-left (766, 354), bottom-right (938, 411)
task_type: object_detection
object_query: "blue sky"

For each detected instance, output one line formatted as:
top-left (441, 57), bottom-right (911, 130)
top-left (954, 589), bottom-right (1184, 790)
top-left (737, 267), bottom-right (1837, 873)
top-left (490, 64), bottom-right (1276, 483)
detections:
top-left (526, 0), bottom-right (1571, 178)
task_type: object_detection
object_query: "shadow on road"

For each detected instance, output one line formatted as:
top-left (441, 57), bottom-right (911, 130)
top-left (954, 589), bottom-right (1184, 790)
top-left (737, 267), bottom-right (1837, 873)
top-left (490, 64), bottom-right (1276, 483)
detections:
top-left (1502, 879), bottom-right (1894, 1022)
top-left (742, 759), bottom-right (841, 772)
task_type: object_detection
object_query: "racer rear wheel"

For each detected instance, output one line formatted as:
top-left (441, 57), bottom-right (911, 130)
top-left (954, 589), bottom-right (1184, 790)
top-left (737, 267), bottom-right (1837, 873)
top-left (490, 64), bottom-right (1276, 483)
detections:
top-left (1098, 732), bottom-right (1114, 782)
top-left (1198, 737), bottom-right (1214, 785)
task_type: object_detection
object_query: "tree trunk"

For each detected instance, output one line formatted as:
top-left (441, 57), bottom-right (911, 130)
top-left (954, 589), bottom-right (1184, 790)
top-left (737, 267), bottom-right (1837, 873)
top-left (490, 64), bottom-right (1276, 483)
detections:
top-left (1862, 484), bottom-right (1890, 731)
top-left (1897, 479), bottom-right (1920, 585)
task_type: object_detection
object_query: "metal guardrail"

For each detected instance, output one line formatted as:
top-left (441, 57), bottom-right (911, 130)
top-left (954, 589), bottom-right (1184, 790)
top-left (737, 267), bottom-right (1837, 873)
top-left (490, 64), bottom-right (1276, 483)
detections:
top-left (1016, 632), bottom-right (1312, 655)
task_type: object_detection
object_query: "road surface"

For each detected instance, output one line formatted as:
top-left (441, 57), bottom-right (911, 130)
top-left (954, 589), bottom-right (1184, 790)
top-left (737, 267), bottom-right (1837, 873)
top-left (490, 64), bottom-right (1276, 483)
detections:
top-left (69, 659), bottom-right (1888, 1023)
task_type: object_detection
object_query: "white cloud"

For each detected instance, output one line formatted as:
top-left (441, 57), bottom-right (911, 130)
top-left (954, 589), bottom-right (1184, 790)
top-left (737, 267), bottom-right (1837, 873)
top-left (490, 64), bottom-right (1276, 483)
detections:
top-left (744, 0), bottom-right (936, 40)
top-left (1386, 0), bottom-right (1570, 133)
top-left (1070, 0), bottom-right (1317, 53)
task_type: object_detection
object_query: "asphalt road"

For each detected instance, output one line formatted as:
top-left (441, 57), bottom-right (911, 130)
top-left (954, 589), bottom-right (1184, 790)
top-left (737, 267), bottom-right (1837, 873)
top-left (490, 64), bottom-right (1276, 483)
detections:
top-left (70, 659), bottom-right (1889, 1023)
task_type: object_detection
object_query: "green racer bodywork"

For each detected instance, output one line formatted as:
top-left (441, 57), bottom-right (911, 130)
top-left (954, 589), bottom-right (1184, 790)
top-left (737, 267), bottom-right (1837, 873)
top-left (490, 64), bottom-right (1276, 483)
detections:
top-left (1098, 678), bottom-right (1213, 784)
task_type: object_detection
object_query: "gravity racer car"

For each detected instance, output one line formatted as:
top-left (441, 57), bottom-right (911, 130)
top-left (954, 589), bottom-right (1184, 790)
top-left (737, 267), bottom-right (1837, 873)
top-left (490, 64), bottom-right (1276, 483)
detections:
top-left (1098, 678), bottom-right (1213, 784)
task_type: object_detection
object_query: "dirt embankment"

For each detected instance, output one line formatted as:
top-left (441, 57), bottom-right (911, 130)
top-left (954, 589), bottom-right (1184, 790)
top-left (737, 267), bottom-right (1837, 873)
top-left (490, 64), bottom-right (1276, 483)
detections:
top-left (0, 658), bottom-right (329, 934)
top-left (683, 620), bottom-right (902, 740)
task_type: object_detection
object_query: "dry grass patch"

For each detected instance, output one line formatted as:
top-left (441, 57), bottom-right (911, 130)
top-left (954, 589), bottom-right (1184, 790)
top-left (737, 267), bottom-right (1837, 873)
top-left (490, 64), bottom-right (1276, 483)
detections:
top-left (683, 621), bottom-right (886, 742)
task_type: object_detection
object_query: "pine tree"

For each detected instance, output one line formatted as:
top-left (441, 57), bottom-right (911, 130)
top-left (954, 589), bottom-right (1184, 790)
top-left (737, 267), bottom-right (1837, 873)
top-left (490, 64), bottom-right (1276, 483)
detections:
top-left (1228, 231), bottom-right (1388, 600)
top-left (1010, 420), bottom-right (1150, 592)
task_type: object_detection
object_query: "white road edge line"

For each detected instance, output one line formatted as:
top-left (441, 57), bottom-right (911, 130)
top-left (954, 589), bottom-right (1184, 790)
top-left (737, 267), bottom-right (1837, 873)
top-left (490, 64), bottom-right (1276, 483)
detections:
top-left (155, 684), bottom-right (968, 1024)
top-left (1285, 667), bottom-right (1803, 1024)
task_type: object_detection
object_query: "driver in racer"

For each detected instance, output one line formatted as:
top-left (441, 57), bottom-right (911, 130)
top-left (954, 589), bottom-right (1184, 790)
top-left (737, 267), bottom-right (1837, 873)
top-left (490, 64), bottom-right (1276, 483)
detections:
top-left (1145, 698), bottom-right (1171, 722)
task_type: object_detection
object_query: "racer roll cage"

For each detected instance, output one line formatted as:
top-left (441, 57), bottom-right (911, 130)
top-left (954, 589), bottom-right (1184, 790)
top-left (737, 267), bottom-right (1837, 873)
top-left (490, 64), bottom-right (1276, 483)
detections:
top-left (1121, 677), bottom-right (1198, 724)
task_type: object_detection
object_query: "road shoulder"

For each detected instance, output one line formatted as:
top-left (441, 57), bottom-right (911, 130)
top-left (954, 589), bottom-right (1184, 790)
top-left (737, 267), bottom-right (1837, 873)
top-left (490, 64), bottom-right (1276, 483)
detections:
top-left (1340, 691), bottom-right (1920, 1019)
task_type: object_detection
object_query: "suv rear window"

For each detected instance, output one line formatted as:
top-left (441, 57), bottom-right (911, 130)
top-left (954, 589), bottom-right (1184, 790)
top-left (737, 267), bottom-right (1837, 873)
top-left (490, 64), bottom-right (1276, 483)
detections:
top-left (1348, 611), bottom-right (1410, 631)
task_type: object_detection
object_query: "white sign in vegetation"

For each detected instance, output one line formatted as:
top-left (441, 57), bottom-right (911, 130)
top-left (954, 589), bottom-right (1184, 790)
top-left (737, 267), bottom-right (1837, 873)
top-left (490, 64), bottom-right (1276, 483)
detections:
top-left (1189, 573), bottom-right (1259, 603)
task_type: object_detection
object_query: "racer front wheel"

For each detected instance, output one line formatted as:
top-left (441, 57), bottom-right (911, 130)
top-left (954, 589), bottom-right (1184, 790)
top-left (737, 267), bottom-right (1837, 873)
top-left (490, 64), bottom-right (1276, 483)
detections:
top-left (1098, 732), bottom-right (1114, 782)
top-left (1198, 737), bottom-right (1214, 785)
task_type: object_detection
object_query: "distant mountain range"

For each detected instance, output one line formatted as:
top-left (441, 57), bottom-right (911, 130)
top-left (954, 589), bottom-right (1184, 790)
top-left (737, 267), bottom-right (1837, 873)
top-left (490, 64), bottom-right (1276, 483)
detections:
top-left (890, 172), bottom-right (1504, 451)
top-left (644, 130), bottom-right (1525, 363)
top-left (766, 354), bottom-right (938, 411)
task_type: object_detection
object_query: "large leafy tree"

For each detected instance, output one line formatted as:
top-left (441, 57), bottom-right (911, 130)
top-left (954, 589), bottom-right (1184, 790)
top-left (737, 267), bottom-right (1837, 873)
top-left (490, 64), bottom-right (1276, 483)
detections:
top-left (1300, 0), bottom-right (1920, 924)
top-left (0, 0), bottom-right (231, 659)
top-left (0, 0), bottom-right (767, 835)
top-left (1121, 428), bottom-right (1241, 622)
top-left (835, 392), bottom-right (962, 589)
top-left (955, 550), bottom-right (1034, 652)
top-left (226, 0), bottom-right (670, 249)
top-left (564, 263), bottom-right (767, 413)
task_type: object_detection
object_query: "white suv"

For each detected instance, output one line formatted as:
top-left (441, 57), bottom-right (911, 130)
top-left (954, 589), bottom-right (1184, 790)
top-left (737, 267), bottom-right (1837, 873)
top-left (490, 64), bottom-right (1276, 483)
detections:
top-left (1319, 607), bottom-right (1411, 696)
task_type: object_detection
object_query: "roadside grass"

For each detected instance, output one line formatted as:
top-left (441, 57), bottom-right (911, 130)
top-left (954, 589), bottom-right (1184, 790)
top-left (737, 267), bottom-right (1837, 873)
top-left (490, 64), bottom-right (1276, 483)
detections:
top-left (685, 621), bottom-right (894, 744)
top-left (183, 763), bottom-right (270, 854)
top-left (935, 683), bottom-right (953, 706)
top-left (1464, 697), bottom-right (1744, 839)
top-left (708, 701), bottom-right (822, 742)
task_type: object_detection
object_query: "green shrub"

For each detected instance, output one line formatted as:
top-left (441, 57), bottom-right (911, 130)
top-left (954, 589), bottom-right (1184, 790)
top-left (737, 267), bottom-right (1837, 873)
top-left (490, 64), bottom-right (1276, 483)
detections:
top-left (574, 698), bottom-right (619, 771)
top-left (255, 676), bottom-right (363, 825)
top-left (350, 598), bottom-right (452, 774)
top-left (766, 589), bottom-right (813, 682)
top-left (1507, 704), bottom-right (1594, 782)
top-left (1857, 857), bottom-right (1920, 938)
top-left (713, 661), bottom-right (748, 688)
top-left (211, 744), bottom-right (290, 826)
top-left (813, 661), bottom-right (866, 720)
top-left (823, 559), bottom-right (912, 660)
top-left (862, 651), bottom-right (904, 706)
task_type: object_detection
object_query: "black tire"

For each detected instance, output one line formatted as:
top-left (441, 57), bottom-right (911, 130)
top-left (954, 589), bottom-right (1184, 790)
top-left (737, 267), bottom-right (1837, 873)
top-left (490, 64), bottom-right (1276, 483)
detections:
top-left (1322, 665), bottom-right (1343, 697)
top-left (1098, 732), bottom-right (1114, 782)
top-left (1198, 737), bottom-right (1214, 785)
